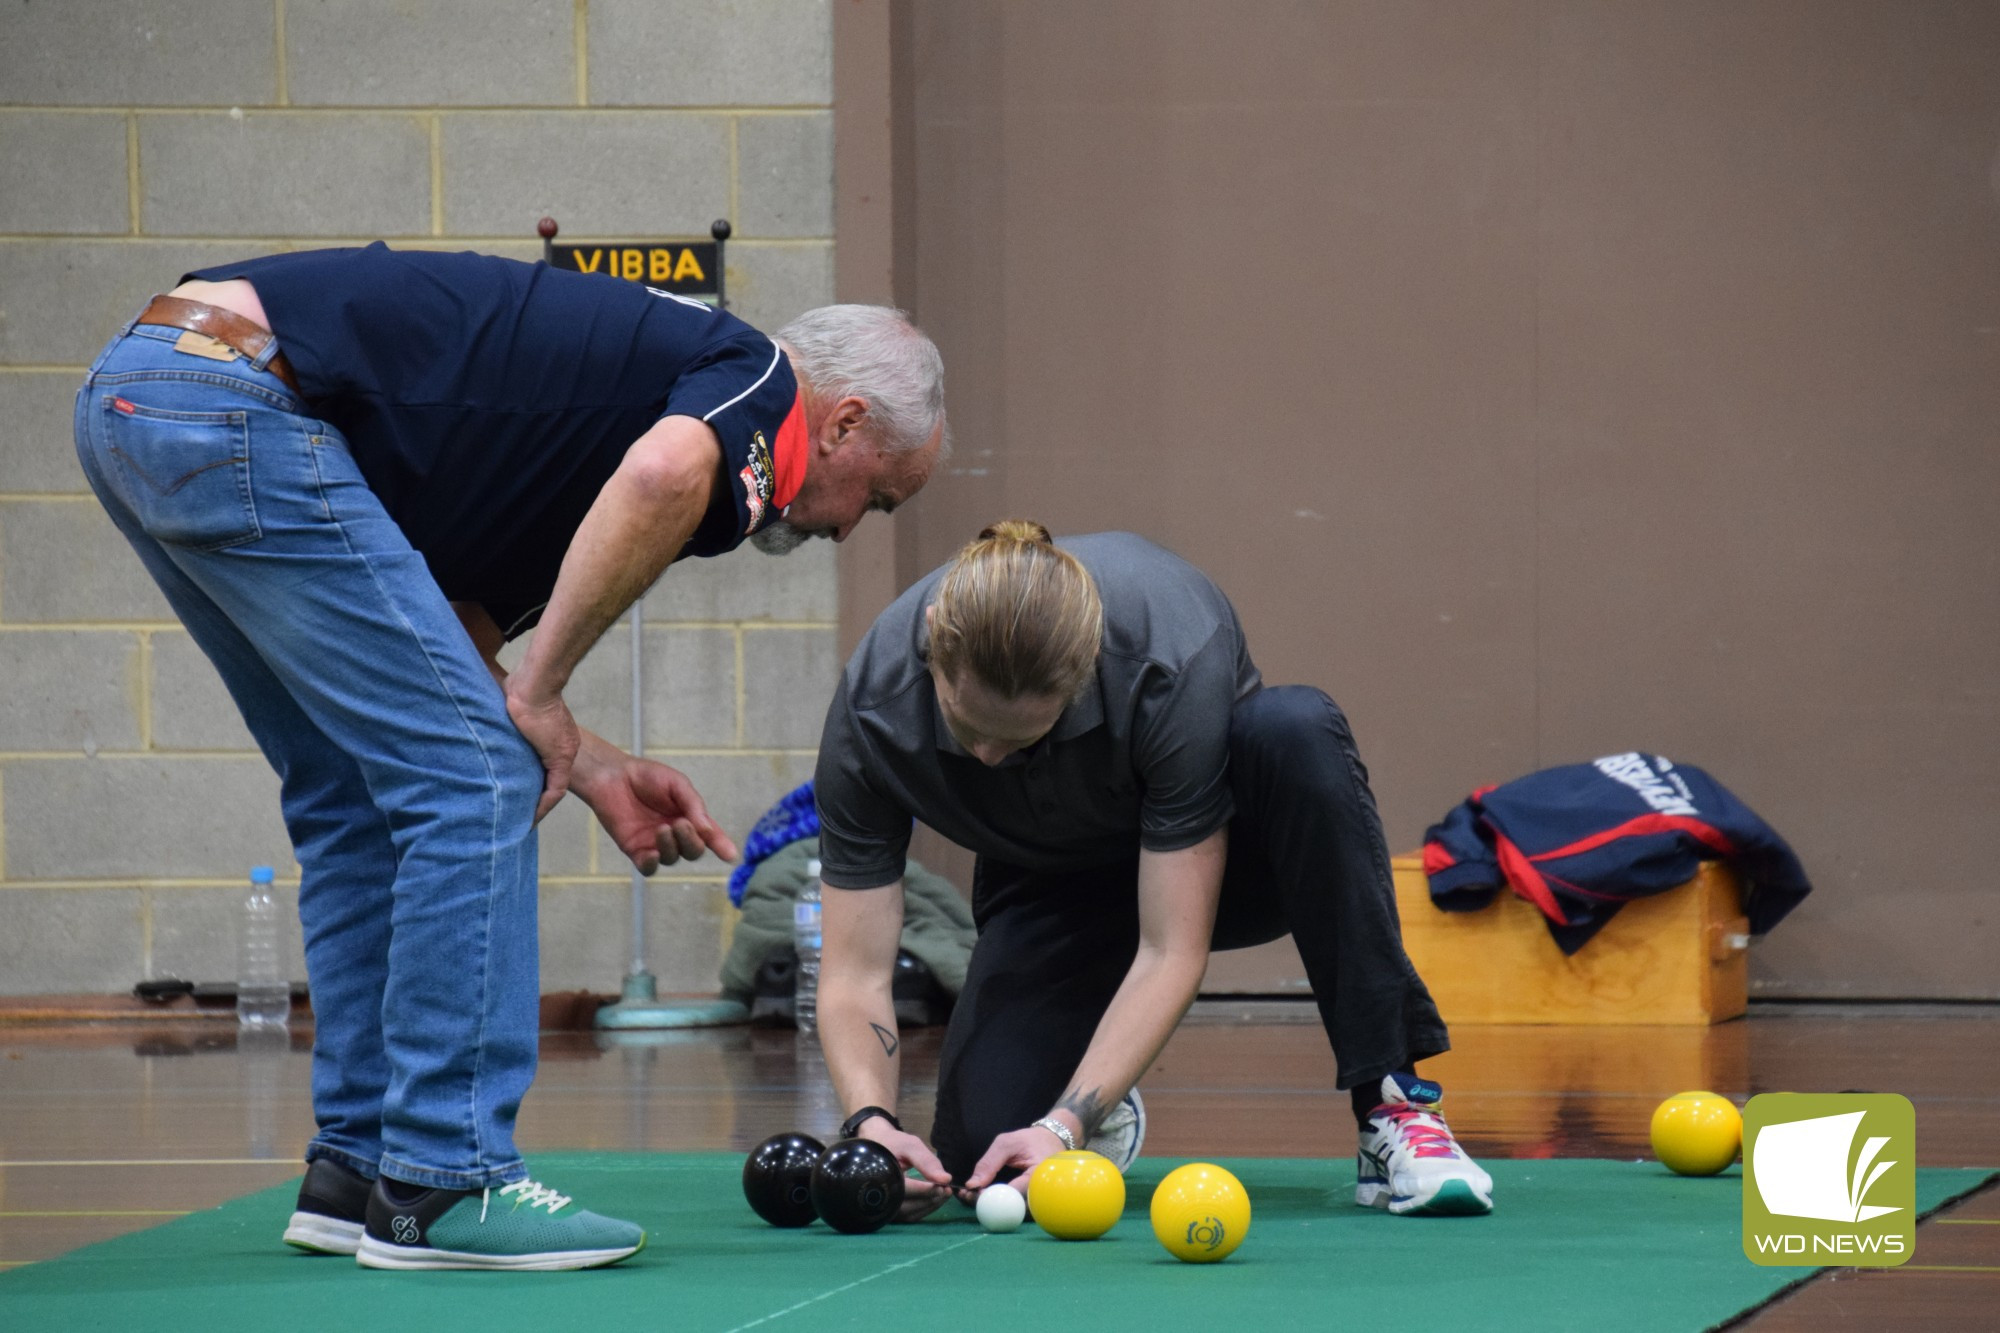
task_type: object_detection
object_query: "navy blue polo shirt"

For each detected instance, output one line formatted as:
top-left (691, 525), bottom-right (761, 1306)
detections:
top-left (185, 244), bottom-right (807, 636)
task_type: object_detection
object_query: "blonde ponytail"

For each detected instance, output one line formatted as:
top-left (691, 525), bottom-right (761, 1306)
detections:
top-left (929, 521), bottom-right (1102, 701)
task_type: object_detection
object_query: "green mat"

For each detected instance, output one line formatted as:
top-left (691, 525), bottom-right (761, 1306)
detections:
top-left (3, 1156), bottom-right (1991, 1332)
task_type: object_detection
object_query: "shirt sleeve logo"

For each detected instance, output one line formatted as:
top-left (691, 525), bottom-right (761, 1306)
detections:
top-left (740, 429), bottom-right (777, 533)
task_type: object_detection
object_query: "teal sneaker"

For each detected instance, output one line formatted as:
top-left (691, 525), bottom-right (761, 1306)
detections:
top-left (355, 1175), bottom-right (645, 1271)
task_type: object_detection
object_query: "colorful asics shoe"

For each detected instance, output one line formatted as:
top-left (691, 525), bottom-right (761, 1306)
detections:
top-left (283, 1157), bottom-right (371, 1254)
top-left (355, 1174), bottom-right (646, 1271)
top-left (1084, 1089), bottom-right (1148, 1172)
top-left (1355, 1072), bottom-right (1494, 1216)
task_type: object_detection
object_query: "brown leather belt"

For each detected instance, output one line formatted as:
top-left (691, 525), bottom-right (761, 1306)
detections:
top-left (137, 293), bottom-right (303, 397)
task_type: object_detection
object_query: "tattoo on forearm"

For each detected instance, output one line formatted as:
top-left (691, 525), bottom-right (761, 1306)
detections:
top-left (870, 1022), bottom-right (899, 1057)
top-left (1056, 1085), bottom-right (1107, 1138)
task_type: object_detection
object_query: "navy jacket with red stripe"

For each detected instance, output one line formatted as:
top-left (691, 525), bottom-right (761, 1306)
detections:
top-left (1421, 753), bottom-right (1812, 955)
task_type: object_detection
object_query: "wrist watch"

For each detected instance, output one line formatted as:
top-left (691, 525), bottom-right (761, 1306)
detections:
top-left (1031, 1116), bottom-right (1078, 1151)
top-left (840, 1105), bottom-right (901, 1139)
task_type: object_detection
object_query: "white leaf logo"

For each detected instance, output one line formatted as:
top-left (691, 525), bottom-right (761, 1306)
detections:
top-left (1751, 1111), bottom-right (1902, 1223)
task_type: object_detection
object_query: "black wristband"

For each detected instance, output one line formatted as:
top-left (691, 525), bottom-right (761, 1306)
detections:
top-left (840, 1105), bottom-right (901, 1139)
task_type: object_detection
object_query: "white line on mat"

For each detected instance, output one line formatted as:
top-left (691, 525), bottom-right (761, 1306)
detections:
top-left (721, 1233), bottom-right (988, 1333)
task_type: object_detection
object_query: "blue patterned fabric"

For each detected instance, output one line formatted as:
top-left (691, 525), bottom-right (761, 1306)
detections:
top-left (728, 780), bottom-right (820, 906)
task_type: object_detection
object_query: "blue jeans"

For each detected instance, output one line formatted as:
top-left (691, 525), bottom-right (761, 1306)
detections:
top-left (75, 319), bottom-right (541, 1190)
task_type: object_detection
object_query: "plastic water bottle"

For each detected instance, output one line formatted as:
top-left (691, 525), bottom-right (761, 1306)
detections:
top-left (237, 866), bottom-right (290, 1030)
top-left (794, 859), bottom-right (823, 1036)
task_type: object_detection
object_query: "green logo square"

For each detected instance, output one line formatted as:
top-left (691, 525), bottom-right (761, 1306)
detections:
top-left (1742, 1093), bottom-right (1915, 1266)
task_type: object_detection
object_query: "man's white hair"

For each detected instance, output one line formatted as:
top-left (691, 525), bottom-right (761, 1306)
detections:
top-left (777, 305), bottom-right (948, 458)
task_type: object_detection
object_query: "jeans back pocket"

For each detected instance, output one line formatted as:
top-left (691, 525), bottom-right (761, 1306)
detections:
top-left (101, 395), bottom-right (261, 550)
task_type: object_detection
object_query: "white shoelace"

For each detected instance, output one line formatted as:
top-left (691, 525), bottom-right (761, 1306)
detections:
top-left (479, 1179), bottom-right (574, 1222)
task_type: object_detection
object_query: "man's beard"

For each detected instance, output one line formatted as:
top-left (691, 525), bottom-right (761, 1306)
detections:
top-left (751, 519), bottom-right (819, 555)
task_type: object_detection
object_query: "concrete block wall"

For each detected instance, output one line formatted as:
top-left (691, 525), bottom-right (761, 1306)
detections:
top-left (0, 0), bottom-right (839, 997)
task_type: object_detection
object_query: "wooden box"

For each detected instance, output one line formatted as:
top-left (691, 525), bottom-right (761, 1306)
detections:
top-left (1392, 854), bottom-right (1750, 1026)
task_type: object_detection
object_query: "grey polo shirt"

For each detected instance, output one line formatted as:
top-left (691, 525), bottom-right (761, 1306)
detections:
top-left (814, 532), bottom-right (1262, 889)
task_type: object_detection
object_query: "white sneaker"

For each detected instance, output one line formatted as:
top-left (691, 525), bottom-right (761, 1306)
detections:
top-left (1084, 1089), bottom-right (1147, 1172)
top-left (1355, 1073), bottom-right (1493, 1216)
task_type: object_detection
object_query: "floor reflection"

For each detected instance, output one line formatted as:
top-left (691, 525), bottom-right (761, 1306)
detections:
top-left (0, 1004), bottom-right (1990, 1173)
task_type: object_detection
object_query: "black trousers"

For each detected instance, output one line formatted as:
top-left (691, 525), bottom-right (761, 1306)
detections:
top-left (929, 686), bottom-right (1450, 1181)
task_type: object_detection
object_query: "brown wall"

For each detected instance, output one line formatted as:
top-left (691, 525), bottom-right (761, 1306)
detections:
top-left (839, 1), bottom-right (2000, 999)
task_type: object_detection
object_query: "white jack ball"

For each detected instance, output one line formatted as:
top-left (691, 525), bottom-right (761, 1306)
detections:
top-left (975, 1182), bottom-right (1027, 1233)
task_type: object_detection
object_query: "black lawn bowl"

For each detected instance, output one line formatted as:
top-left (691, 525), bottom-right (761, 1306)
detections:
top-left (808, 1137), bottom-right (906, 1234)
top-left (743, 1132), bottom-right (826, 1227)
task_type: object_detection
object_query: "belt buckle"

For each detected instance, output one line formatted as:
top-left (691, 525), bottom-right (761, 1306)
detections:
top-left (173, 330), bottom-right (241, 363)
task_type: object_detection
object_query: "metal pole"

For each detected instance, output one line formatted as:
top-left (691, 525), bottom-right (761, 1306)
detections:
top-left (588, 212), bottom-right (752, 1031)
top-left (711, 218), bottom-right (731, 309)
top-left (627, 600), bottom-right (647, 981)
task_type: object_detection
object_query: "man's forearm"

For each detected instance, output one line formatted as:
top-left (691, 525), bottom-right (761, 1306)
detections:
top-left (510, 422), bottom-right (715, 701)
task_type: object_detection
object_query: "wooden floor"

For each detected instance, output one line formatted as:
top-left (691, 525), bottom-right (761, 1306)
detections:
top-left (0, 1002), bottom-right (1993, 1327)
